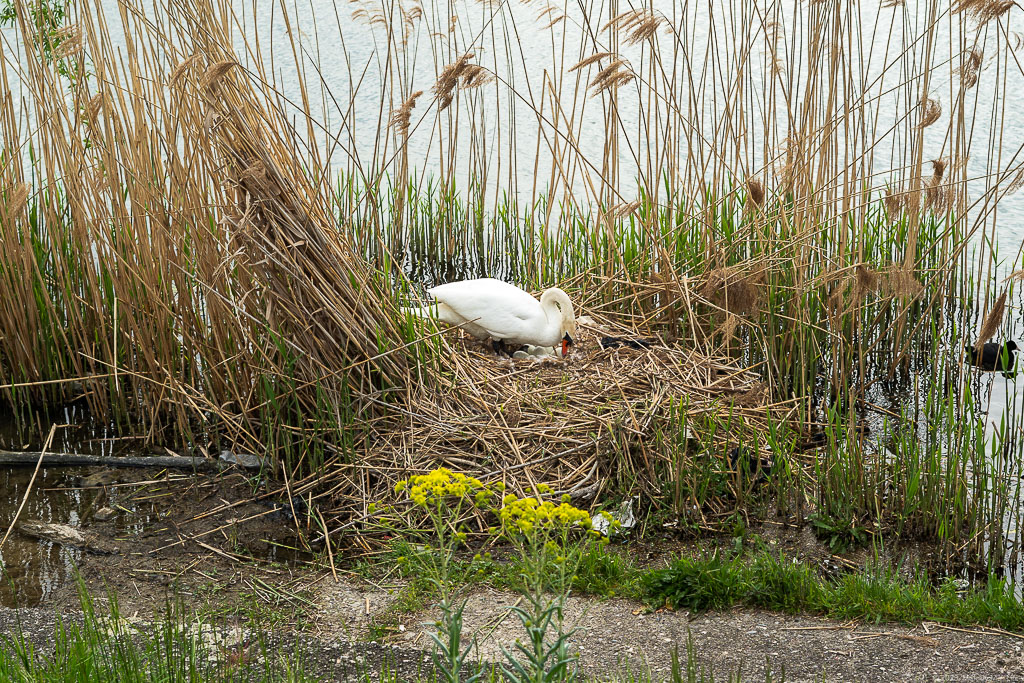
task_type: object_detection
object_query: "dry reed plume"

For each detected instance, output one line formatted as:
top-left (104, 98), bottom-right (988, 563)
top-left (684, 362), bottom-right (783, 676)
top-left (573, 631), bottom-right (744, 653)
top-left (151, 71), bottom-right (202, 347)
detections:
top-left (434, 53), bottom-right (493, 112)
top-left (391, 90), bottom-right (424, 136)
top-left (955, 0), bottom-right (1015, 24)
top-left (604, 9), bottom-right (666, 45)
top-left (917, 97), bottom-right (942, 129)
top-left (974, 290), bottom-right (1008, 354)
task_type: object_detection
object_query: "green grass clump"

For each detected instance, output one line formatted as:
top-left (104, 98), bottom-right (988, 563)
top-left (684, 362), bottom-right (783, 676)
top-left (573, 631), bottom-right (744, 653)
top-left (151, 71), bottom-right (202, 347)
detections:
top-left (642, 548), bottom-right (1024, 633)
top-left (0, 586), bottom-right (315, 682)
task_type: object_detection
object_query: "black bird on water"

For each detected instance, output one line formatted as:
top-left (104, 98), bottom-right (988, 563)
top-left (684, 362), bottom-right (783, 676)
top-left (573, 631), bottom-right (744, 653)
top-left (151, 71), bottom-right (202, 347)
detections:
top-left (966, 341), bottom-right (1018, 374)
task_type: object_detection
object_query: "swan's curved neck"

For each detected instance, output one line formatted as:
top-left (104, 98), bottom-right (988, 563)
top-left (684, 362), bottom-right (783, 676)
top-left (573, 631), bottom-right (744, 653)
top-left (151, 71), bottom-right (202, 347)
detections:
top-left (539, 289), bottom-right (570, 335)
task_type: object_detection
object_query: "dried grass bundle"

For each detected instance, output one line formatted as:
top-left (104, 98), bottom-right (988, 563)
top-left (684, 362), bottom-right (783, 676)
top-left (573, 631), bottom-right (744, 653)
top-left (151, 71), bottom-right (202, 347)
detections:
top-left (974, 290), bottom-right (1008, 354)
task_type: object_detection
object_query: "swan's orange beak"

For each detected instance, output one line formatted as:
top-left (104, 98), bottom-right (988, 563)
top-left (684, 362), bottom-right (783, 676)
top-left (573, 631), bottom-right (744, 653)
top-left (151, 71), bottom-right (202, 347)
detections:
top-left (561, 333), bottom-right (573, 357)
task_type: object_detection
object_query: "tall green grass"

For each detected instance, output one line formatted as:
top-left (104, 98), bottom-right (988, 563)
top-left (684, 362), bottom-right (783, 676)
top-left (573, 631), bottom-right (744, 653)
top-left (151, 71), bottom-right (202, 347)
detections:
top-left (0, 589), bottom-right (316, 682)
top-left (643, 548), bottom-right (1024, 632)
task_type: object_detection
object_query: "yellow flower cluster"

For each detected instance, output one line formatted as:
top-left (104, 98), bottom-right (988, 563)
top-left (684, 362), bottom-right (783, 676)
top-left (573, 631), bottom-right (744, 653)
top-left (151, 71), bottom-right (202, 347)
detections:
top-left (498, 494), bottom-right (592, 535)
top-left (395, 468), bottom-right (491, 507)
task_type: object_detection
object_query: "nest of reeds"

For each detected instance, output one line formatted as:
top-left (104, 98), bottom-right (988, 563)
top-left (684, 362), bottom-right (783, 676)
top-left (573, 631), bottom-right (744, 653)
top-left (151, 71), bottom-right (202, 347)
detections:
top-left (326, 313), bottom-right (780, 530)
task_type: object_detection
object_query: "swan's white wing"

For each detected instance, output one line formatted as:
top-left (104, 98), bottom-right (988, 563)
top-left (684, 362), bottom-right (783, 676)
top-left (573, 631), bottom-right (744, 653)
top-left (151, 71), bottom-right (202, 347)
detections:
top-left (427, 278), bottom-right (544, 340)
top-left (404, 302), bottom-right (491, 339)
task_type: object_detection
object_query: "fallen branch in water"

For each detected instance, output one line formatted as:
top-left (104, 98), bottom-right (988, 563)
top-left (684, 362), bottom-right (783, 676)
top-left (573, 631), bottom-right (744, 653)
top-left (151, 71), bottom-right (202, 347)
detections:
top-left (0, 450), bottom-right (218, 471)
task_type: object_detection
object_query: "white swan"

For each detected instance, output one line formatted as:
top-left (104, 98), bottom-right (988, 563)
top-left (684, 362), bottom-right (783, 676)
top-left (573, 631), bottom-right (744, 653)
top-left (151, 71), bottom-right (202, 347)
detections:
top-left (406, 278), bottom-right (577, 356)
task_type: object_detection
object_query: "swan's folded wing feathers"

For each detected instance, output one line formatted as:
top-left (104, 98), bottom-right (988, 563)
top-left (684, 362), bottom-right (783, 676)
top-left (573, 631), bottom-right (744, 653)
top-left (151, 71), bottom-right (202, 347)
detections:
top-left (427, 279), bottom-right (545, 341)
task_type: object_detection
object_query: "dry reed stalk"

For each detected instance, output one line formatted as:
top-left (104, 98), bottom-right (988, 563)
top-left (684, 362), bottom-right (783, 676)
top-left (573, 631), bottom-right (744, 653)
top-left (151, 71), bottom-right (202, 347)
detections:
top-left (974, 290), bottom-right (1008, 354)
top-left (0, 0), bottom-right (415, 468)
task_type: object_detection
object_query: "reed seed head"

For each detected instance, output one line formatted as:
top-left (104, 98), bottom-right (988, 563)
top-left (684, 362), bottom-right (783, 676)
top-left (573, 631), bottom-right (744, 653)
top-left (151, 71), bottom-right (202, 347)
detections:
top-left (702, 266), bottom-right (764, 316)
top-left (201, 60), bottom-right (238, 93)
top-left (958, 49), bottom-right (983, 89)
top-left (917, 97), bottom-right (941, 128)
top-left (170, 54), bottom-right (203, 87)
top-left (589, 59), bottom-right (633, 95)
top-left (718, 312), bottom-right (741, 344)
top-left (975, 290), bottom-right (1008, 354)
top-left (4, 183), bottom-right (29, 217)
top-left (604, 9), bottom-right (666, 46)
top-left (745, 177), bottom-right (765, 207)
top-left (85, 93), bottom-right (106, 121)
top-left (390, 90), bottom-right (423, 137)
top-left (434, 53), bottom-right (492, 112)
top-left (887, 267), bottom-right (924, 299)
top-left (51, 26), bottom-right (82, 59)
top-left (883, 188), bottom-right (906, 222)
top-left (955, 0), bottom-right (1015, 25)
top-left (569, 52), bottom-right (613, 73)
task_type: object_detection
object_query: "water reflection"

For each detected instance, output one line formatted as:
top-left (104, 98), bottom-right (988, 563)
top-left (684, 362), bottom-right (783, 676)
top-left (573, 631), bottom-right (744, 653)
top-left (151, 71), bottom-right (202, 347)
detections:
top-left (0, 467), bottom-right (159, 607)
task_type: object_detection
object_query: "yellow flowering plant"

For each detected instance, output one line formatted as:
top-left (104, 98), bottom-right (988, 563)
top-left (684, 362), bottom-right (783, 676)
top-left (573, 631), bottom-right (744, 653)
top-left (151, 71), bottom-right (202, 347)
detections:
top-left (495, 491), bottom-right (603, 682)
top-left (392, 468), bottom-right (494, 683)
top-left (393, 467), bottom-right (492, 589)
